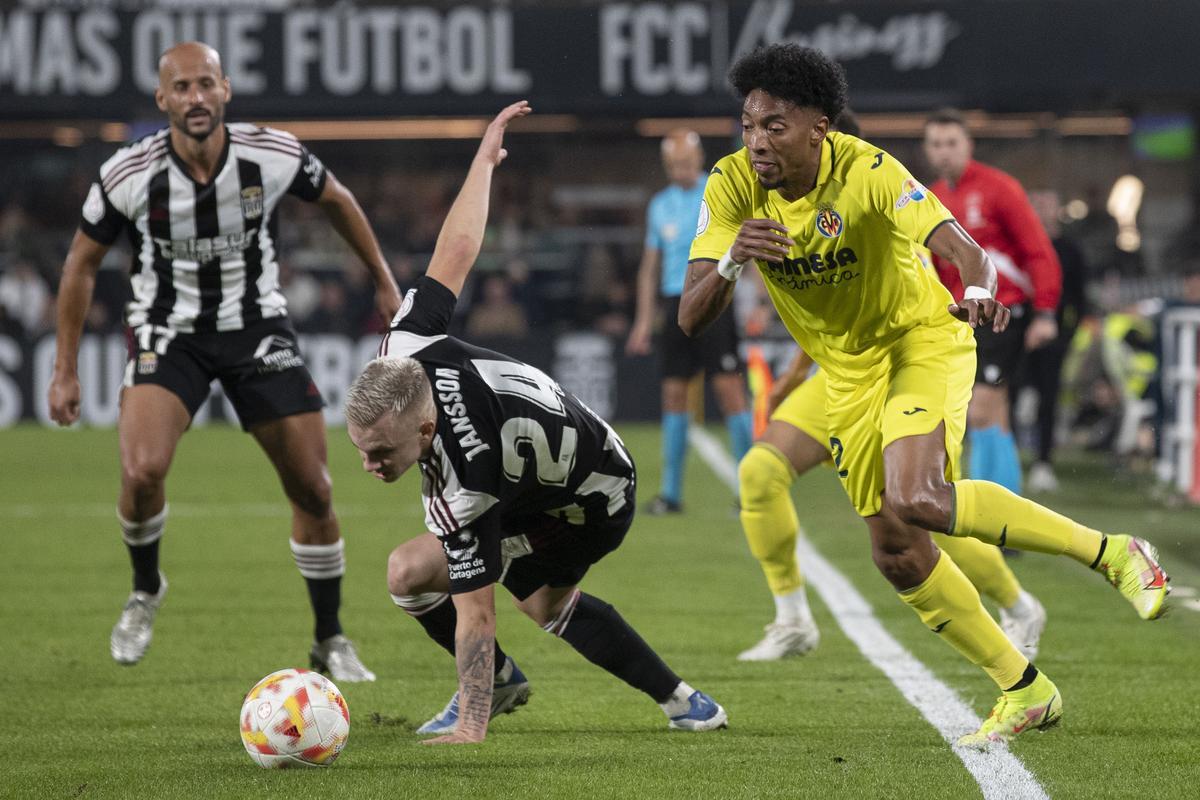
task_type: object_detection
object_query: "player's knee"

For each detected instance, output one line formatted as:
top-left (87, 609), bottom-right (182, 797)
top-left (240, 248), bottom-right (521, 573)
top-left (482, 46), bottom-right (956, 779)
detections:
top-left (884, 487), bottom-right (949, 532)
top-left (520, 590), bottom-right (582, 631)
top-left (516, 598), bottom-right (555, 628)
top-left (386, 547), bottom-right (422, 596)
top-left (871, 542), bottom-right (927, 590)
top-left (739, 445), bottom-right (791, 509)
top-left (288, 471), bottom-right (333, 519)
top-left (121, 451), bottom-right (170, 492)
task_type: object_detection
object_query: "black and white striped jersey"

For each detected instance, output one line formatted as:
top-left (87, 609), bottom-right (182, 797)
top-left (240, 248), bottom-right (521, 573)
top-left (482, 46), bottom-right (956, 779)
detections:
top-left (79, 123), bottom-right (328, 333)
top-left (379, 275), bottom-right (636, 593)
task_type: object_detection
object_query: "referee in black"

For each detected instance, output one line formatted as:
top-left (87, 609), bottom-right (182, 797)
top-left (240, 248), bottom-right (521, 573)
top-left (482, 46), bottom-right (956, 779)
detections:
top-left (48, 42), bottom-right (401, 680)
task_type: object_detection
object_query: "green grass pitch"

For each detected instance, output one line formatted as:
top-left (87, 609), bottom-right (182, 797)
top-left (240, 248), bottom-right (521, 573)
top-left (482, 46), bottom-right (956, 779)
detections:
top-left (3, 423), bottom-right (1198, 799)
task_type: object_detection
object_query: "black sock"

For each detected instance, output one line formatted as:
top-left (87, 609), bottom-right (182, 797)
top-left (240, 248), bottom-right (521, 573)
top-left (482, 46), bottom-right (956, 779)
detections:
top-left (304, 576), bottom-right (343, 642)
top-left (557, 593), bottom-right (680, 702)
top-left (411, 596), bottom-right (509, 677)
top-left (127, 541), bottom-right (161, 595)
top-left (1005, 662), bottom-right (1039, 692)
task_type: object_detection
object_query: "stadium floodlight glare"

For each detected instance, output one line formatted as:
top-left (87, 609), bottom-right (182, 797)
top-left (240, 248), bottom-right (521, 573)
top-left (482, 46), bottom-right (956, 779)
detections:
top-left (1107, 174), bottom-right (1144, 253)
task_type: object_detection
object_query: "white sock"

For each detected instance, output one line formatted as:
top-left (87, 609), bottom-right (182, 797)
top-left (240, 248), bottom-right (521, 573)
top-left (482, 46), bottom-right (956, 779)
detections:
top-left (658, 681), bottom-right (695, 717)
top-left (290, 539), bottom-right (345, 579)
top-left (773, 587), bottom-right (813, 625)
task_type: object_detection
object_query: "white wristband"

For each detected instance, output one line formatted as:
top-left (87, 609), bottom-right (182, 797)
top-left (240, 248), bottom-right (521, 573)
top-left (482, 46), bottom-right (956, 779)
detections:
top-left (717, 249), bottom-right (745, 282)
top-left (963, 285), bottom-right (992, 301)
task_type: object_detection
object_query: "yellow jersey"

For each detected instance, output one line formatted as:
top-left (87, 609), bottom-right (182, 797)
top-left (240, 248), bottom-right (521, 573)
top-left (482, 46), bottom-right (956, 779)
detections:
top-left (691, 132), bottom-right (959, 383)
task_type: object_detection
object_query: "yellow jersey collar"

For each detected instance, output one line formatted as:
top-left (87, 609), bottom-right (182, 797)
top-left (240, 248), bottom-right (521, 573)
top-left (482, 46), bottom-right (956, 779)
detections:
top-left (776, 136), bottom-right (834, 211)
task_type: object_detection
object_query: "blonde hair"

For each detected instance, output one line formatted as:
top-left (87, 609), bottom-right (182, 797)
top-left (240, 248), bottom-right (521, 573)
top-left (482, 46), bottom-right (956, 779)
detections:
top-left (345, 356), bottom-right (433, 428)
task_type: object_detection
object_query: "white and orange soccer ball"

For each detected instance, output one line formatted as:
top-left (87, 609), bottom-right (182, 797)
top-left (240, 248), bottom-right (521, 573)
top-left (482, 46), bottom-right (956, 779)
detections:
top-left (239, 668), bottom-right (350, 768)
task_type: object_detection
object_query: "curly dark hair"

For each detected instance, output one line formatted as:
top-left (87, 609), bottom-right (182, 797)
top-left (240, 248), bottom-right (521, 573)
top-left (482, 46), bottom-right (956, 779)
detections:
top-left (728, 44), bottom-right (848, 120)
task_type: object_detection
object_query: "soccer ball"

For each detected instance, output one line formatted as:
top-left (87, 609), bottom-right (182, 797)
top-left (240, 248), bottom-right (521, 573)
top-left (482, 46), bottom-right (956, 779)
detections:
top-left (239, 668), bottom-right (350, 768)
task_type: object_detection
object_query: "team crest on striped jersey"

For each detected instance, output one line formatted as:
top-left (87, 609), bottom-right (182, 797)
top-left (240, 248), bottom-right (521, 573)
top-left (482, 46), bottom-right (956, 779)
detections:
top-left (815, 206), bottom-right (844, 238)
top-left (137, 352), bottom-right (158, 375)
top-left (240, 186), bottom-right (263, 220)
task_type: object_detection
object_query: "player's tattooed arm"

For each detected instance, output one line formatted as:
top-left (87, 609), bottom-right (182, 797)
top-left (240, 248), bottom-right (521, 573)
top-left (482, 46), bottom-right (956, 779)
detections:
top-left (928, 220), bottom-right (1011, 333)
top-left (426, 100), bottom-right (532, 298)
top-left (423, 584), bottom-right (497, 745)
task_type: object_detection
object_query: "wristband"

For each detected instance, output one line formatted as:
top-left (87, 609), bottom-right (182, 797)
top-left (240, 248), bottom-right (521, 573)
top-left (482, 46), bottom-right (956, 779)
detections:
top-left (962, 285), bottom-right (992, 301)
top-left (717, 249), bottom-right (745, 282)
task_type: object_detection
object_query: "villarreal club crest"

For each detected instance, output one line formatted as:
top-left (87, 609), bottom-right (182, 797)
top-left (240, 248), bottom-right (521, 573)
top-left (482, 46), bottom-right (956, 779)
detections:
top-left (815, 205), bottom-right (844, 239)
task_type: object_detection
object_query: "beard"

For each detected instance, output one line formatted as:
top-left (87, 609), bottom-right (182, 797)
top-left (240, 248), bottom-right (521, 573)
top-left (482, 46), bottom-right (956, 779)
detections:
top-left (756, 175), bottom-right (785, 191)
top-left (176, 108), bottom-right (222, 142)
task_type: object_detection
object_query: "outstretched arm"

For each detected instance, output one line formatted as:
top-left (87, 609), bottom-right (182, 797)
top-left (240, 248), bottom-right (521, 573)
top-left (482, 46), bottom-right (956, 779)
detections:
top-left (426, 101), bottom-right (532, 298)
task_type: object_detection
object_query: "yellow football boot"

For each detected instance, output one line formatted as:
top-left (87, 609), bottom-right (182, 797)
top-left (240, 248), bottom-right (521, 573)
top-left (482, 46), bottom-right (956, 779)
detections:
top-left (956, 672), bottom-right (1063, 750)
top-left (1097, 535), bottom-right (1170, 620)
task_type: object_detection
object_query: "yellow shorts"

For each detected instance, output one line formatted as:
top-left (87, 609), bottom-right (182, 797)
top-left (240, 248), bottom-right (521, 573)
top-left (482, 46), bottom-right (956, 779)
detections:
top-left (771, 367), bottom-right (830, 450)
top-left (824, 323), bottom-right (975, 517)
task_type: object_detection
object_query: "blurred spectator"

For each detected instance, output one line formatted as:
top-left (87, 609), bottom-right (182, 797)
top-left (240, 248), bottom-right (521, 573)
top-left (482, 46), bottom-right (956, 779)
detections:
top-left (391, 254), bottom-right (420, 292)
top-left (583, 278), bottom-right (633, 338)
top-left (465, 273), bottom-right (529, 340)
top-left (88, 267), bottom-right (132, 333)
top-left (280, 260), bottom-right (322, 324)
top-left (342, 262), bottom-right (382, 334)
top-left (302, 280), bottom-right (356, 336)
top-left (0, 205), bottom-right (40, 266)
top-left (1021, 190), bottom-right (1091, 491)
top-left (0, 258), bottom-right (50, 336)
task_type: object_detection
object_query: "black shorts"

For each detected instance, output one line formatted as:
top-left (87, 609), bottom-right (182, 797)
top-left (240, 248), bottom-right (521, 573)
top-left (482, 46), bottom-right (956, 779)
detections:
top-left (124, 317), bottom-right (324, 430)
top-left (499, 498), bottom-right (635, 601)
top-left (659, 295), bottom-right (743, 380)
top-left (974, 303), bottom-right (1031, 387)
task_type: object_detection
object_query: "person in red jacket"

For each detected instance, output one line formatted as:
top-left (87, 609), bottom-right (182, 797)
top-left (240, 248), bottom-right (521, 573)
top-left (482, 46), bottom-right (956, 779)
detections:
top-left (924, 109), bottom-right (1061, 494)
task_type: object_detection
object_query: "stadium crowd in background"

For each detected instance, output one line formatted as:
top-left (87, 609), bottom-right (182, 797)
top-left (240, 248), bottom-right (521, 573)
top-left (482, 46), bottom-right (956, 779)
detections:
top-left (0, 118), bottom-right (1196, 474)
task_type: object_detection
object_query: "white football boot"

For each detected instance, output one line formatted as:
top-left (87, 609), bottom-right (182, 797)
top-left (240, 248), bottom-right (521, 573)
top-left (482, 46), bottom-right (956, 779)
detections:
top-left (310, 634), bottom-right (377, 683)
top-left (1026, 462), bottom-right (1060, 493)
top-left (998, 590), bottom-right (1047, 660)
top-left (737, 618), bottom-right (821, 661)
top-left (110, 572), bottom-right (168, 665)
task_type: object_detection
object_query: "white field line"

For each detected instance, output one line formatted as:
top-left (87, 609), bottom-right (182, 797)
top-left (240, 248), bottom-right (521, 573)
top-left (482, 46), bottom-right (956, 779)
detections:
top-left (689, 427), bottom-right (1050, 800)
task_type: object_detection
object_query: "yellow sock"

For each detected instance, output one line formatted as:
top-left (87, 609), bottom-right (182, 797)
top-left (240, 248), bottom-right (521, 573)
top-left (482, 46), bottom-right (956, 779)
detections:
top-left (898, 552), bottom-right (1029, 689)
top-left (738, 443), bottom-right (802, 595)
top-left (952, 479), bottom-right (1104, 566)
top-left (934, 533), bottom-right (1021, 608)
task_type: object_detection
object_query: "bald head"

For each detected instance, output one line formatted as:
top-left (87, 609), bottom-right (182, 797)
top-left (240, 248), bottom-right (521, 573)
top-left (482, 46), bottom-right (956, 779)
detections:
top-left (159, 41), bottom-right (223, 82)
top-left (661, 129), bottom-right (704, 188)
top-left (155, 42), bottom-right (230, 142)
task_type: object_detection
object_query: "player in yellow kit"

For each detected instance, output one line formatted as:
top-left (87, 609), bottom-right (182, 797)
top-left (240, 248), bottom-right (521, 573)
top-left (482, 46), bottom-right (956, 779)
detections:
top-left (681, 43), bottom-right (1170, 748)
top-left (735, 113), bottom-right (1048, 665)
